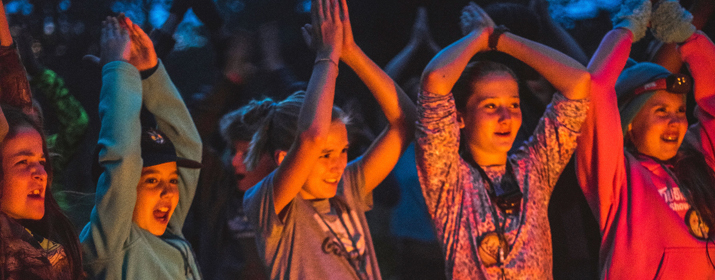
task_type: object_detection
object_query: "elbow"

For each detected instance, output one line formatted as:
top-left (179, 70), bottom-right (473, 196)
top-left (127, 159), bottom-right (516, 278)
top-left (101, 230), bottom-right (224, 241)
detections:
top-left (420, 70), bottom-right (442, 90)
top-left (569, 71), bottom-right (592, 100)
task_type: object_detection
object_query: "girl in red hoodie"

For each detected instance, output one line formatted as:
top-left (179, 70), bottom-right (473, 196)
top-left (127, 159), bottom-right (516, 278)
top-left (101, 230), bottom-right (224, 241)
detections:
top-left (577, 0), bottom-right (715, 278)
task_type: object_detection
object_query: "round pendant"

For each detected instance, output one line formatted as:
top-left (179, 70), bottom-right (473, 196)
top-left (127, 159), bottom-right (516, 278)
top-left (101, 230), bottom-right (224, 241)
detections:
top-left (478, 231), bottom-right (510, 267)
top-left (685, 208), bottom-right (710, 239)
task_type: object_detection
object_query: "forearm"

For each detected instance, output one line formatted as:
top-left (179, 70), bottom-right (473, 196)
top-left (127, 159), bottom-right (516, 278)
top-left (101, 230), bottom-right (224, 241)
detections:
top-left (271, 61), bottom-right (340, 213)
top-left (343, 45), bottom-right (416, 127)
top-left (141, 61), bottom-right (202, 228)
top-left (91, 61), bottom-right (144, 250)
top-left (421, 29), bottom-right (490, 95)
top-left (298, 60), bottom-right (340, 137)
top-left (0, 2), bottom-right (11, 47)
top-left (384, 42), bottom-right (419, 82)
top-left (588, 28), bottom-right (633, 88)
top-left (679, 32), bottom-right (715, 107)
top-left (497, 32), bottom-right (590, 100)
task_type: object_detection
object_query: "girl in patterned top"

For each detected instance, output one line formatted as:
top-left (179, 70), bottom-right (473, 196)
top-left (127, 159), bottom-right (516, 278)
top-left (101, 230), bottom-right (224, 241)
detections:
top-left (416, 2), bottom-right (590, 279)
top-left (0, 2), bottom-right (83, 279)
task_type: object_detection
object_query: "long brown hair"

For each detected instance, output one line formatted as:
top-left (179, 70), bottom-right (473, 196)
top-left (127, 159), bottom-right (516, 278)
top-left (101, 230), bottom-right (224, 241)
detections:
top-left (0, 105), bottom-right (84, 279)
top-left (674, 142), bottom-right (715, 238)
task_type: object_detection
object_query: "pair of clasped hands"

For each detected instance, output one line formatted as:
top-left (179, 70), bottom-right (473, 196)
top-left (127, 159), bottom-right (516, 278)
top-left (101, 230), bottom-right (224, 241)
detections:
top-left (300, 0), bottom-right (361, 65)
top-left (85, 14), bottom-right (158, 73)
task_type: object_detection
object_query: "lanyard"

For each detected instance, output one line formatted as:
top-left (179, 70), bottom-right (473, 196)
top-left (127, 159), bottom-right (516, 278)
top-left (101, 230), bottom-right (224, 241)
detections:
top-left (314, 198), bottom-right (368, 280)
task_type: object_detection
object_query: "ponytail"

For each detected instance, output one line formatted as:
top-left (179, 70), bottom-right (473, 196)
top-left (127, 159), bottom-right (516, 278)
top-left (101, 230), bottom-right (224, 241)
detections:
top-left (244, 91), bottom-right (351, 171)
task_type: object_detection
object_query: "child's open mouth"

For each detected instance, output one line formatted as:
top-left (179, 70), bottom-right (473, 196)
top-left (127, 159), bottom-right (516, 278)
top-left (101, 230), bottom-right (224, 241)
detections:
top-left (27, 189), bottom-right (44, 200)
top-left (153, 206), bottom-right (170, 223)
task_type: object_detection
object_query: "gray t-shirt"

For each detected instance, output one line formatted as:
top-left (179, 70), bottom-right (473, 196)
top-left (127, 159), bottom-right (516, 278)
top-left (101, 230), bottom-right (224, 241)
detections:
top-left (244, 160), bottom-right (382, 280)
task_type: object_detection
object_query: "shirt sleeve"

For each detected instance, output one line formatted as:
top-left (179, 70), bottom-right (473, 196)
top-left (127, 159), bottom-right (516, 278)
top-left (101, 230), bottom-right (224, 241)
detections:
top-left (518, 92), bottom-right (589, 195)
top-left (80, 61), bottom-right (143, 257)
top-left (414, 90), bottom-right (464, 242)
top-left (343, 157), bottom-right (373, 212)
top-left (575, 29), bottom-right (631, 230)
top-left (140, 60), bottom-right (202, 233)
top-left (243, 171), bottom-right (290, 248)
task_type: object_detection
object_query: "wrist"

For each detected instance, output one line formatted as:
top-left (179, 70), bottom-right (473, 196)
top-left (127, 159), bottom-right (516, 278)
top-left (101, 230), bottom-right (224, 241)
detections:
top-left (316, 50), bottom-right (340, 64)
top-left (488, 25), bottom-right (509, 51)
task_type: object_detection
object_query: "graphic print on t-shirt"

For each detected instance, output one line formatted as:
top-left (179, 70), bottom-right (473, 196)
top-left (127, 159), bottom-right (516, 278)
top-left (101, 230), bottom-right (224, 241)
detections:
top-left (658, 185), bottom-right (690, 218)
top-left (311, 199), bottom-right (366, 259)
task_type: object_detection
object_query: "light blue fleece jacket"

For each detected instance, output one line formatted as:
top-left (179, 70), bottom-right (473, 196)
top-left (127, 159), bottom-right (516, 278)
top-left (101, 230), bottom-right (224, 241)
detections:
top-left (80, 61), bottom-right (203, 279)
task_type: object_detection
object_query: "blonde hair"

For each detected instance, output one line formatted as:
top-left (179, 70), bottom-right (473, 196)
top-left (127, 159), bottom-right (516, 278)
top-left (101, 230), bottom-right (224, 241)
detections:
top-left (244, 91), bottom-right (350, 171)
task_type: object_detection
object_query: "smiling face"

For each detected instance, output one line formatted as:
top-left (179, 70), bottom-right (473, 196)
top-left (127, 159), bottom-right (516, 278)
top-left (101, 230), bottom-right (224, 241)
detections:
top-left (628, 90), bottom-right (688, 161)
top-left (299, 121), bottom-right (349, 200)
top-left (459, 73), bottom-right (522, 165)
top-left (133, 161), bottom-right (179, 236)
top-left (0, 126), bottom-right (48, 220)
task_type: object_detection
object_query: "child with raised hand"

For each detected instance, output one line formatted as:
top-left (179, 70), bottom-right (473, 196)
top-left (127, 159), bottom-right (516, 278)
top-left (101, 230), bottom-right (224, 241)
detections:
top-left (416, 2), bottom-right (590, 279)
top-left (242, 0), bottom-right (415, 278)
top-left (576, 0), bottom-right (715, 277)
top-left (79, 15), bottom-right (203, 279)
top-left (0, 2), bottom-right (84, 279)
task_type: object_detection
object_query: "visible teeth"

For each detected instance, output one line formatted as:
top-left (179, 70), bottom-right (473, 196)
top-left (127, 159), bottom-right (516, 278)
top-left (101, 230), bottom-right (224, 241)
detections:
top-left (159, 207), bottom-right (169, 212)
top-left (325, 179), bottom-right (337, 183)
top-left (29, 189), bottom-right (40, 195)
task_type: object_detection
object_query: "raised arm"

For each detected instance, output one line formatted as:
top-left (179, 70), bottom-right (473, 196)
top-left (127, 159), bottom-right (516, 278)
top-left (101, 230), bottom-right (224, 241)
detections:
top-left (338, 0), bottom-right (416, 195)
top-left (576, 28), bottom-right (633, 222)
top-left (480, 3), bottom-right (589, 100)
top-left (679, 32), bottom-right (715, 160)
top-left (0, 1), bottom-right (11, 46)
top-left (420, 4), bottom-right (492, 95)
top-left (116, 17), bottom-right (202, 232)
top-left (81, 17), bottom-right (142, 253)
top-left (271, 0), bottom-right (342, 214)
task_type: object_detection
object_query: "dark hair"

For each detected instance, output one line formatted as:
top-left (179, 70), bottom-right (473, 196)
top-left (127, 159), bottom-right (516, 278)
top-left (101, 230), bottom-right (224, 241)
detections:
top-left (244, 91), bottom-right (350, 171)
top-left (674, 142), bottom-right (715, 238)
top-left (0, 105), bottom-right (84, 279)
top-left (452, 61), bottom-right (519, 111)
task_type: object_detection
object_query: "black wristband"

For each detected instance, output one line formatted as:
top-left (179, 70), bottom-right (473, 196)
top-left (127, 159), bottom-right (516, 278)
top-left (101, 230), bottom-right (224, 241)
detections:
top-left (140, 63), bottom-right (160, 80)
top-left (488, 25), bottom-right (510, 51)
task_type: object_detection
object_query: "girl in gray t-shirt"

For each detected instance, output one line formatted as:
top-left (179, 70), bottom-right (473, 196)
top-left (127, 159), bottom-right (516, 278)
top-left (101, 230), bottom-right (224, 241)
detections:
top-left (243, 0), bottom-right (415, 279)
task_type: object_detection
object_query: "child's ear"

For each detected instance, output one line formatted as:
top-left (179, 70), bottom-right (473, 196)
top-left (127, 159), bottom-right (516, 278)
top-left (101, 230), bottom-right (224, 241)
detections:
top-left (456, 111), bottom-right (466, 129)
top-left (274, 150), bottom-right (287, 166)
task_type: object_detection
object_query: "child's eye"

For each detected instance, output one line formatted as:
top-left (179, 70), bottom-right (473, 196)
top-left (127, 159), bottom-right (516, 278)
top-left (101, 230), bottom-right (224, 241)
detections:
top-left (511, 103), bottom-right (520, 109)
top-left (341, 148), bottom-right (349, 154)
top-left (320, 153), bottom-right (330, 159)
top-left (485, 104), bottom-right (496, 109)
top-left (145, 178), bottom-right (158, 184)
top-left (170, 179), bottom-right (179, 184)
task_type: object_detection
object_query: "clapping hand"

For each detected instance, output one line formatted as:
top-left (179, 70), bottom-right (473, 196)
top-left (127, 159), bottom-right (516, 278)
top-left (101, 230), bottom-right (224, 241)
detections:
top-left (98, 16), bottom-right (131, 67)
top-left (460, 2), bottom-right (495, 36)
top-left (119, 15), bottom-right (158, 72)
top-left (301, 0), bottom-right (343, 63)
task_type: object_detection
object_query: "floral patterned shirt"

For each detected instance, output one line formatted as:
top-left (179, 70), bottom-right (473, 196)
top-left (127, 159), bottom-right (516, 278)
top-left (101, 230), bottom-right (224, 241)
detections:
top-left (415, 90), bottom-right (588, 279)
